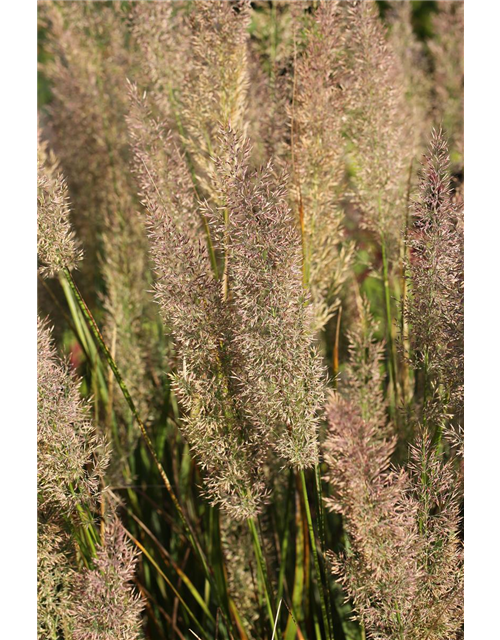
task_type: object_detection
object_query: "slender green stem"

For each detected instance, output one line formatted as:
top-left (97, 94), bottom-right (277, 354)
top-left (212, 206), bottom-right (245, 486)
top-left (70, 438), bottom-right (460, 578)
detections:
top-left (300, 469), bottom-right (333, 640)
top-left (63, 270), bottom-right (181, 519)
top-left (222, 204), bottom-right (230, 302)
top-left (248, 516), bottom-right (276, 630)
top-left (288, 489), bottom-right (305, 639)
top-left (360, 621), bottom-right (366, 640)
top-left (124, 527), bottom-right (207, 637)
top-left (271, 1), bottom-right (278, 80)
top-left (59, 274), bottom-right (110, 402)
top-left (381, 240), bottom-right (398, 418)
top-left (400, 160), bottom-right (413, 407)
top-left (38, 275), bottom-right (81, 348)
top-left (69, 486), bottom-right (99, 558)
top-left (277, 470), bottom-right (294, 605)
top-left (272, 599), bottom-right (283, 640)
top-left (314, 464), bottom-right (334, 636)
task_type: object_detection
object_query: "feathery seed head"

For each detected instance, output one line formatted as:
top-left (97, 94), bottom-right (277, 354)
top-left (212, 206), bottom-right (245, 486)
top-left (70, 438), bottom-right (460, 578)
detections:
top-left (206, 127), bottom-right (324, 469)
top-left (323, 305), bottom-right (463, 637)
top-left (291, 0), bottom-right (354, 329)
top-left (405, 129), bottom-right (464, 447)
top-left (37, 135), bottom-right (82, 277)
top-left (129, 92), bottom-right (325, 516)
top-left (40, 2), bottom-right (159, 444)
top-left (37, 317), bottom-right (108, 515)
top-left (343, 0), bottom-right (412, 260)
top-left (429, 2), bottom-right (464, 173)
top-left (70, 520), bottom-right (144, 640)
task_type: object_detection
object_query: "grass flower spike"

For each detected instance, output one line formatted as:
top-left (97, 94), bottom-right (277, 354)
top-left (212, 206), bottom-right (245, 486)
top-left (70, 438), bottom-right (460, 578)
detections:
top-left (405, 129), bottom-right (464, 447)
top-left (323, 302), bottom-right (463, 638)
top-left (37, 135), bottom-right (81, 278)
top-left (291, 0), bottom-right (354, 329)
top-left (70, 520), bottom-right (144, 640)
top-left (129, 88), bottom-right (325, 517)
top-left (343, 0), bottom-right (411, 260)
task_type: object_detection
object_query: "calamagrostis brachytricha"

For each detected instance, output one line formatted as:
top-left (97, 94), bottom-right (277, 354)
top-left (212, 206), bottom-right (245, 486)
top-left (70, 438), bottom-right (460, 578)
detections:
top-left (343, 0), bottom-right (412, 262)
top-left (291, 0), bottom-right (354, 330)
top-left (129, 88), bottom-right (325, 518)
top-left (323, 303), bottom-right (463, 638)
top-left (37, 134), bottom-right (81, 278)
top-left (38, 318), bottom-right (143, 640)
top-left (41, 2), bottom-right (158, 439)
top-left (70, 520), bottom-right (144, 640)
top-left (405, 129), bottom-right (464, 449)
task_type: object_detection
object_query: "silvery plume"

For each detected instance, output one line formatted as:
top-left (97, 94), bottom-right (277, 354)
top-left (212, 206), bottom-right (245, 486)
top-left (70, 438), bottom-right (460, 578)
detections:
top-left (37, 133), bottom-right (81, 278)
top-left (429, 2), bottom-right (464, 174)
top-left (291, 0), bottom-right (354, 330)
top-left (405, 129), bottom-right (464, 451)
top-left (41, 1), bottom-right (161, 445)
top-left (342, 0), bottom-right (412, 262)
top-left (133, 0), bottom-right (250, 199)
top-left (128, 89), bottom-right (325, 519)
top-left (70, 519), bottom-right (144, 640)
top-left (38, 317), bottom-right (144, 639)
top-left (323, 303), bottom-right (463, 638)
top-left (38, 317), bottom-right (105, 638)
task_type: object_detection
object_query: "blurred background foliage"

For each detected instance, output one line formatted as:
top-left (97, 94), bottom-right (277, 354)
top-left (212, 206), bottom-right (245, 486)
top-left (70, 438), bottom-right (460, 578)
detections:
top-left (38, 1), bottom-right (443, 109)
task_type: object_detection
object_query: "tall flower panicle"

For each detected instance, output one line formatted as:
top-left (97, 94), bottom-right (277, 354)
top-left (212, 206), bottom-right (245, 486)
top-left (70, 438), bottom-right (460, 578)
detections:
top-left (70, 520), bottom-right (144, 640)
top-left (220, 517), bottom-right (259, 635)
top-left (406, 432), bottom-right (464, 639)
top-left (323, 306), bottom-right (463, 638)
top-left (131, 1), bottom-right (191, 130)
top-left (40, 1), bottom-right (137, 279)
top-left (129, 90), bottom-right (324, 517)
top-left (324, 303), bottom-right (419, 638)
top-left (38, 317), bottom-right (105, 638)
top-left (38, 318), bottom-right (143, 639)
top-left (387, 1), bottom-right (433, 158)
top-left (37, 317), bottom-right (106, 514)
top-left (246, 0), bottom-right (297, 166)
top-left (405, 129), bottom-right (464, 447)
top-left (133, 0), bottom-right (250, 198)
top-left (38, 523), bottom-right (74, 640)
top-left (180, 0), bottom-right (250, 193)
top-left (205, 127), bottom-right (324, 468)
top-left (41, 1), bottom-right (160, 443)
top-left (291, 0), bottom-right (354, 330)
top-left (336, 297), bottom-right (388, 430)
top-left (129, 93), bottom-right (266, 518)
top-left (342, 0), bottom-right (411, 261)
top-left (37, 135), bottom-right (81, 278)
top-left (127, 86), bottom-right (202, 242)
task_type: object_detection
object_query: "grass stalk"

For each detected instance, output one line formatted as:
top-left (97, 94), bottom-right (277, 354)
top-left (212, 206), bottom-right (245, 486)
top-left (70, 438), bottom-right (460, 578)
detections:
top-left (287, 489), bottom-right (306, 640)
top-left (277, 470), bottom-right (294, 606)
top-left (399, 160), bottom-right (413, 407)
top-left (381, 240), bottom-right (398, 418)
top-left (248, 516), bottom-right (276, 631)
top-left (332, 306), bottom-right (342, 387)
top-left (314, 464), bottom-right (333, 636)
top-left (300, 469), bottom-right (333, 640)
top-left (124, 527), bottom-right (207, 637)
